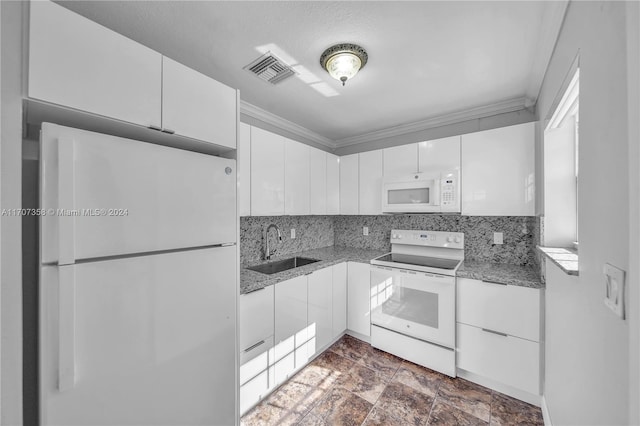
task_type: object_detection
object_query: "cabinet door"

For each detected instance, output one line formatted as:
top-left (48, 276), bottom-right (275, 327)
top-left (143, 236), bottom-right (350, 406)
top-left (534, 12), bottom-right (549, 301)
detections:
top-left (461, 123), bottom-right (535, 216)
top-left (359, 150), bottom-right (383, 215)
top-left (29, 0), bottom-right (162, 128)
top-left (162, 57), bottom-right (236, 148)
top-left (347, 262), bottom-right (371, 337)
top-left (332, 262), bottom-right (348, 338)
top-left (274, 276), bottom-right (308, 384)
top-left (309, 148), bottom-right (327, 215)
top-left (308, 268), bottom-right (333, 355)
top-left (339, 154), bottom-right (359, 215)
top-left (418, 136), bottom-right (461, 172)
top-left (239, 287), bottom-right (274, 363)
top-left (251, 127), bottom-right (285, 215)
top-left (383, 144), bottom-right (418, 176)
top-left (284, 138), bottom-right (310, 215)
top-left (326, 154), bottom-right (340, 214)
top-left (238, 123), bottom-right (251, 216)
top-left (457, 323), bottom-right (540, 395)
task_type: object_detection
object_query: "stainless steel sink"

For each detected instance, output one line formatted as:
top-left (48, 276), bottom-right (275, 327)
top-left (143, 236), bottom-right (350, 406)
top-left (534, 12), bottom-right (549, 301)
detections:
top-left (247, 257), bottom-right (320, 275)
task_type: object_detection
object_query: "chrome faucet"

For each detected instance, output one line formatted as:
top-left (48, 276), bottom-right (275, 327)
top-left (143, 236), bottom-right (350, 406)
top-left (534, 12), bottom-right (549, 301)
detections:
top-left (265, 224), bottom-right (283, 260)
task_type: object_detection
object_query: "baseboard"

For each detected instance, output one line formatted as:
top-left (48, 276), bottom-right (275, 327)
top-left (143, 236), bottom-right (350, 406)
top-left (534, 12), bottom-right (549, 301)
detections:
top-left (456, 368), bottom-right (541, 407)
top-left (345, 329), bottom-right (371, 344)
top-left (541, 396), bottom-right (553, 426)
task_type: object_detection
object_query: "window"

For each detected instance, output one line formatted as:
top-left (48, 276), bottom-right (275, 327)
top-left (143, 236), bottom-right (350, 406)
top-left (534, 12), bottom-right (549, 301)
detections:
top-left (543, 69), bottom-right (580, 248)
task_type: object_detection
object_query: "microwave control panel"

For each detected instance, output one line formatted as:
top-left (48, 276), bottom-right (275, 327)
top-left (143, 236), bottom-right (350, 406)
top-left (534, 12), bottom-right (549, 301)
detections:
top-left (440, 173), bottom-right (458, 209)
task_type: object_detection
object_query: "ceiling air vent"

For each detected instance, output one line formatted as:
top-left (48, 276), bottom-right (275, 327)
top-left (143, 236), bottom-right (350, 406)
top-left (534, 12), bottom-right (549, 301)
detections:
top-left (244, 52), bottom-right (296, 85)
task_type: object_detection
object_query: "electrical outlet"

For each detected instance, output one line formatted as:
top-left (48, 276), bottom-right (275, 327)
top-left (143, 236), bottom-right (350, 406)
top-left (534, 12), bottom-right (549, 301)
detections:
top-left (363, 226), bottom-right (369, 236)
top-left (493, 232), bottom-right (503, 244)
top-left (290, 228), bottom-right (296, 239)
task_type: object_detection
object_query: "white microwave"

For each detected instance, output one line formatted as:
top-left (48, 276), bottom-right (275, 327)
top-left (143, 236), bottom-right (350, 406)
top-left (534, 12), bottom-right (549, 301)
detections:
top-left (381, 170), bottom-right (460, 213)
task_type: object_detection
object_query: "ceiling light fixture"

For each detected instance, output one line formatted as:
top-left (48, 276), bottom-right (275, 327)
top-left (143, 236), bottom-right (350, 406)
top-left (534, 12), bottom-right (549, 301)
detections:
top-left (320, 43), bottom-right (368, 86)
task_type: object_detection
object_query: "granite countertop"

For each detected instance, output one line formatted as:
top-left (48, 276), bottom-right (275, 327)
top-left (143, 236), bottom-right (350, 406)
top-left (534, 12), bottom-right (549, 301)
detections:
top-left (240, 246), bottom-right (387, 294)
top-left (457, 260), bottom-right (544, 289)
top-left (241, 246), bottom-right (544, 293)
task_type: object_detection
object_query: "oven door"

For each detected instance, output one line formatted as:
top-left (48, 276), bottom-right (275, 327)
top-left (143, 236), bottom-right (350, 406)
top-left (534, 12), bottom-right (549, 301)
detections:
top-left (381, 176), bottom-right (440, 213)
top-left (370, 265), bottom-right (455, 348)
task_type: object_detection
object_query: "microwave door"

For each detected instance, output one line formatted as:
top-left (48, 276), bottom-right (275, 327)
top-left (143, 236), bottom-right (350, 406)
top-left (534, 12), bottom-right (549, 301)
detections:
top-left (383, 179), bottom-right (438, 212)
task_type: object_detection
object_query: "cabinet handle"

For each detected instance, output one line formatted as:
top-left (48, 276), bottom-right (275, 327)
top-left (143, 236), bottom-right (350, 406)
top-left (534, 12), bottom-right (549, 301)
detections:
top-left (161, 128), bottom-right (176, 134)
top-left (482, 279), bottom-right (508, 286)
top-left (243, 340), bottom-right (265, 352)
top-left (482, 328), bottom-right (508, 337)
top-left (148, 124), bottom-right (162, 131)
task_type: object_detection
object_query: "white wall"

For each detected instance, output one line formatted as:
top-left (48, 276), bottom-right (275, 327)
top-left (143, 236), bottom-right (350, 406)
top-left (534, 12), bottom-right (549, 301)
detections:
top-left (537, 2), bottom-right (632, 425)
top-left (626, 2), bottom-right (640, 424)
top-left (1, 1), bottom-right (23, 425)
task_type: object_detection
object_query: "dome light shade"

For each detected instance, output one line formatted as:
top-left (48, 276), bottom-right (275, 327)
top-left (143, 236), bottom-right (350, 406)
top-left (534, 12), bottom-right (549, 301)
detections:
top-left (320, 43), bottom-right (368, 86)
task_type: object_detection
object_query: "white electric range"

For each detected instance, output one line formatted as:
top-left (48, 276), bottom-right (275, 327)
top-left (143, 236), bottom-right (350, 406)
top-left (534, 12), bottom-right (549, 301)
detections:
top-left (370, 229), bottom-right (464, 377)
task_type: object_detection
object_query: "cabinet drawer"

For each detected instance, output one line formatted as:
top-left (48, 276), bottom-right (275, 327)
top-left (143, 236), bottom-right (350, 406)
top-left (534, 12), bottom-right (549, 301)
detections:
top-left (240, 337), bottom-right (274, 381)
top-left (240, 368), bottom-right (270, 415)
top-left (457, 323), bottom-right (540, 395)
top-left (457, 278), bottom-right (541, 341)
top-left (239, 287), bottom-right (274, 359)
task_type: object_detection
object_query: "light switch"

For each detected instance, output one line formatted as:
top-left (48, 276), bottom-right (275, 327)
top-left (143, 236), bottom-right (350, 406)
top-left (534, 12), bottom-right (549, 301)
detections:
top-left (604, 263), bottom-right (625, 319)
top-left (363, 226), bottom-right (369, 236)
top-left (493, 232), bottom-right (503, 244)
top-left (290, 228), bottom-right (296, 239)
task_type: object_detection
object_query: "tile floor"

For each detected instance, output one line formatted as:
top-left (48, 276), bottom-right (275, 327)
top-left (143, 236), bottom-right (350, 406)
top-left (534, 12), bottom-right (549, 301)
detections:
top-left (241, 335), bottom-right (544, 426)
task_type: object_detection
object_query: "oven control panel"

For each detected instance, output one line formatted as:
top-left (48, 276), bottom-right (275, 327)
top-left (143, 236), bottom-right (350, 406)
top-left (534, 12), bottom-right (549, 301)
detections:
top-left (390, 229), bottom-right (464, 249)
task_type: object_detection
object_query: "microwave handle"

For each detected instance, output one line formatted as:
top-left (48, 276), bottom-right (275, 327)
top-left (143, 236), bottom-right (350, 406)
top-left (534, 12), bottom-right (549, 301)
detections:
top-left (432, 179), bottom-right (441, 206)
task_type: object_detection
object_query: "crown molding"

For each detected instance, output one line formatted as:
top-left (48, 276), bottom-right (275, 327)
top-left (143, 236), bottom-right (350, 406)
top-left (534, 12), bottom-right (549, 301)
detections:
top-left (334, 96), bottom-right (533, 147)
top-left (526, 0), bottom-right (570, 102)
top-left (239, 100), bottom-right (335, 149)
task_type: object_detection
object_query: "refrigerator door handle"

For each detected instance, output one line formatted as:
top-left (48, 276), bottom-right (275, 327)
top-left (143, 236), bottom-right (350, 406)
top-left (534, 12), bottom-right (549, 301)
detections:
top-left (58, 137), bottom-right (76, 265)
top-left (58, 266), bottom-right (76, 391)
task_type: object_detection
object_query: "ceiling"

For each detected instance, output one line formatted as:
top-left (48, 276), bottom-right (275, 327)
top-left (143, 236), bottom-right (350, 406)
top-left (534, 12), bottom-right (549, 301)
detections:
top-left (56, 1), bottom-right (566, 148)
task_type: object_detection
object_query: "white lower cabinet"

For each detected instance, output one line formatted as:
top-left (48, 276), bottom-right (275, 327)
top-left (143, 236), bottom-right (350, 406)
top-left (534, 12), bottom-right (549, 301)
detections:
top-left (332, 262), bottom-right (348, 338)
top-left (274, 275), bottom-right (309, 385)
top-left (456, 277), bottom-right (542, 397)
top-left (308, 267), bottom-right (333, 356)
top-left (347, 262), bottom-right (371, 337)
top-left (457, 323), bottom-right (540, 395)
top-left (239, 287), bottom-right (275, 416)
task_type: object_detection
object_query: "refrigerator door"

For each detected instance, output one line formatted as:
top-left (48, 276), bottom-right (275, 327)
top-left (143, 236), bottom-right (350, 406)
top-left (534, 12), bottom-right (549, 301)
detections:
top-left (40, 246), bottom-right (236, 425)
top-left (41, 123), bottom-right (236, 265)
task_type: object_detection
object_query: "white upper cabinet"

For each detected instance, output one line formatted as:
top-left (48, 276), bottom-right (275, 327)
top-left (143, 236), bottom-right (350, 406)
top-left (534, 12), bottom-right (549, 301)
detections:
top-left (326, 154), bottom-right (340, 215)
top-left (162, 57), bottom-right (236, 148)
top-left (284, 138), bottom-right (310, 215)
top-left (418, 136), bottom-right (461, 172)
top-left (251, 127), bottom-right (285, 216)
top-left (309, 148), bottom-right (327, 215)
top-left (358, 150), bottom-right (383, 215)
top-left (238, 123), bottom-right (251, 216)
top-left (29, 0), bottom-right (162, 128)
top-left (461, 123), bottom-right (535, 216)
top-left (383, 144), bottom-right (419, 176)
top-left (339, 154), bottom-right (359, 215)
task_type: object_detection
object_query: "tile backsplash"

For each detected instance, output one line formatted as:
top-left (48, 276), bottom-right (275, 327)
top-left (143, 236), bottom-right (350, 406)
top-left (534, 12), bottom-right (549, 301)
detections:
top-left (334, 215), bottom-right (536, 266)
top-left (240, 216), bottom-right (334, 263)
top-left (241, 215), bottom-right (537, 266)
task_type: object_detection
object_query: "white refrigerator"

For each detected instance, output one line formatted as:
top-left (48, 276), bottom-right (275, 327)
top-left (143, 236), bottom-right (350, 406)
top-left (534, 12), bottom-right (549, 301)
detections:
top-left (39, 123), bottom-right (237, 425)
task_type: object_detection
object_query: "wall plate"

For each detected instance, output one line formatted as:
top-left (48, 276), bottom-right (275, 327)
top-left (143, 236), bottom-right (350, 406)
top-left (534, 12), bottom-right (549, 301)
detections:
top-left (604, 263), bottom-right (625, 319)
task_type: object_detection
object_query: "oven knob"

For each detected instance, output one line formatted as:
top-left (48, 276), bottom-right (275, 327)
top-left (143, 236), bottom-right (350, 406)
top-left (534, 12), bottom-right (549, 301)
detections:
top-left (455, 237), bottom-right (461, 243)
top-left (447, 236), bottom-right (453, 243)
top-left (398, 235), bottom-right (403, 239)
top-left (392, 234), bottom-right (397, 239)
